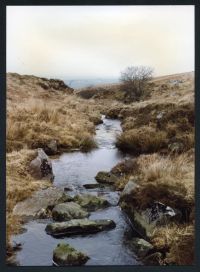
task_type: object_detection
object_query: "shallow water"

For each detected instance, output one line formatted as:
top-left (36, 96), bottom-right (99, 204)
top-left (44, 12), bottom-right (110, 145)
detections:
top-left (12, 116), bottom-right (141, 266)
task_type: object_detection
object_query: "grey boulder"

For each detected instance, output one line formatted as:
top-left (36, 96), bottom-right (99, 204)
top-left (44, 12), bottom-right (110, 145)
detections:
top-left (29, 148), bottom-right (54, 181)
top-left (128, 238), bottom-right (154, 258)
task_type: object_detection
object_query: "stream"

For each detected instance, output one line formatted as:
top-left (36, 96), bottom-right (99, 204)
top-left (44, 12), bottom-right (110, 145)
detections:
top-left (12, 116), bottom-right (141, 266)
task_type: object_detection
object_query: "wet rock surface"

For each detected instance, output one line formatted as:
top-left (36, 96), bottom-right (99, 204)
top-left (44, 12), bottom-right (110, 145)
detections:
top-left (52, 202), bottom-right (89, 221)
top-left (53, 243), bottom-right (89, 266)
top-left (73, 194), bottom-right (110, 211)
top-left (45, 219), bottom-right (116, 237)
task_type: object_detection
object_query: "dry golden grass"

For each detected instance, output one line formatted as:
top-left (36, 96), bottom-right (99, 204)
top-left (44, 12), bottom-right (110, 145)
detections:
top-left (152, 224), bottom-right (194, 265)
top-left (115, 151), bottom-right (194, 210)
top-left (7, 73), bottom-right (110, 153)
top-left (6, 72), bottom-right (195, 265)
top-left (6, 73), bottom-right (107, 257)
top-left (7, 96), bottom-right (98, 152)
top-left (107, 80), bottom-right (194, 155)
top-left (116, 101), bottom-right (194, 155)
top-left (116, 127), bottom-right (167, 154)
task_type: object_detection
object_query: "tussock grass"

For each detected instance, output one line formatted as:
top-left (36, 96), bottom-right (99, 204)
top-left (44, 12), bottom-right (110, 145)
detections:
top-left (152, 224), bottom-right (194, 265)
top-left (7, 97), bottom-right (97, 153)
top-left (116, 127), bottom-right (167, 154)
top-left (116, 102), bottom-right (194, 155)
top-left (114, 151), bottom-right (194, 265)
top-left (118, 152), bottom-right (194, 212)
top-left (6, 73), bottom-right (104, 258)
top-left (6, 149), bottom-right (50, 254)
top-left (6, 72), bottom-right (195, 265)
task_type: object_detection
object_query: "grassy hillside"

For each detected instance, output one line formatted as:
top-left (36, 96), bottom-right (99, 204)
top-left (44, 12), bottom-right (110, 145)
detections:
top-left (6, 71), bottom-right (195, 265)
top-left (6, 73), bottom-right (106, 258)
top-left (105, 71), bottom-right (195, 265)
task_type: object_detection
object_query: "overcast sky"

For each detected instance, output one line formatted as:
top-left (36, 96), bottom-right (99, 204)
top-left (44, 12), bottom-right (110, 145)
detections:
top-left (7, 6), bottom-right (194, 79)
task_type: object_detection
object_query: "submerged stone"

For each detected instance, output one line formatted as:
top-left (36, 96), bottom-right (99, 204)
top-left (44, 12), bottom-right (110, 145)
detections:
top-left (53, 243), bottom-right (89, 266)
top-left (45, 219), bottom-right (116, 237)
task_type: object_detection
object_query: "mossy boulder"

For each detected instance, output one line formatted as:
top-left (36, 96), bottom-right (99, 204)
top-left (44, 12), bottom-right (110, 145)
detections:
top-left (128, 238), bottom-right (154, 258)
top-left (53, 243), bottom-right (89, 266)
top-left (95, 171), bottom-right (118, 185)
top-left (45, 219), bottom-right (116, 237)
top-left (74, 194), bottom-right (110, 211)
top-left (52, 202), bottom-right (89, 221)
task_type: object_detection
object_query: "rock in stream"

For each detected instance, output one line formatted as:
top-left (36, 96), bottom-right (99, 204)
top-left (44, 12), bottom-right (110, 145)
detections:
top-left (53, 243), bottom-right (89, 266)
top-left (45, 219), bottom-right (116, 237)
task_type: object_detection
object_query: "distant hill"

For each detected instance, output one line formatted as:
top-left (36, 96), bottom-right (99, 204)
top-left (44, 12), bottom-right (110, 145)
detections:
top-left (76, 71), bottom-right (194, 103)
top-left (65, 78), bottom-right (119, 89)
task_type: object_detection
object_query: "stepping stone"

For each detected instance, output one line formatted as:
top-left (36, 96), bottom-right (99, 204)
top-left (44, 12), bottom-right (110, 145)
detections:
top-left (45, 219), bottom-right (116, 237)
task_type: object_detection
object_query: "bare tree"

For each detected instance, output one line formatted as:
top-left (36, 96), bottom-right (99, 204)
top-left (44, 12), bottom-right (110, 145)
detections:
top-left (120, 66), bottom-right (154, 101)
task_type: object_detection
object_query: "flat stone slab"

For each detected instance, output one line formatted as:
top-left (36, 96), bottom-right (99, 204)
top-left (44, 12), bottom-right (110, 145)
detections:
top-left (45, 219), bottom-right (116, 237)
top-left (128, 238), bottom-right (154, 258)
top-left (53, 243), bottom-right (89, 266)
top-left (52, 202), bottom-right (89, 221)
top-left (13, 187), bottom-right (70, 219)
